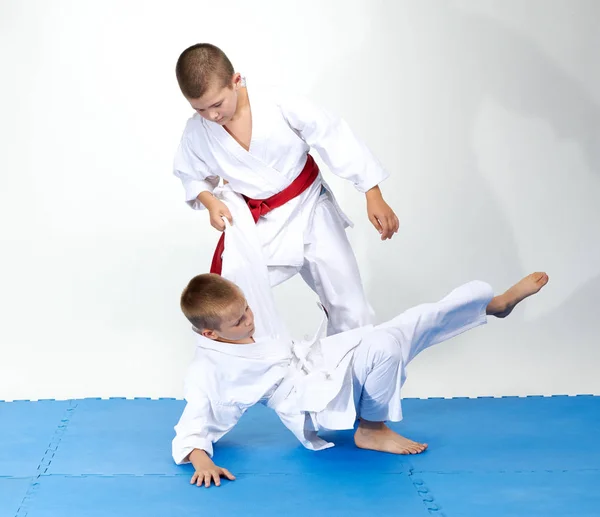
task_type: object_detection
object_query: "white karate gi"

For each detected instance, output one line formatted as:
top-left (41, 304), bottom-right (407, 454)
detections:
top-left (171, 190), bottom-right (494, 464)
top-left (173, 80), bottom-right (388, 335)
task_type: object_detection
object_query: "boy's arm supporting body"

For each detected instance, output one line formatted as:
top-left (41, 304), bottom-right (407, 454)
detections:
top-left (172, 378), bottom-right (243, 487)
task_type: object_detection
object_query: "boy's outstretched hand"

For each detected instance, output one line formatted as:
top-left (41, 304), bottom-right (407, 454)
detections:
top-left (187, 448), bottom-right (236, 488)
top-left (366, 186), bottom-right (399, 240)
top-left (190, 465), bottom-right (236, 488)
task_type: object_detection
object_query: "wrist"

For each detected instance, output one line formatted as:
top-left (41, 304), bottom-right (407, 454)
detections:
top-left (365, 185), bottom-right (382, 200)
top-left (189, 448), bottom-right (213, 467)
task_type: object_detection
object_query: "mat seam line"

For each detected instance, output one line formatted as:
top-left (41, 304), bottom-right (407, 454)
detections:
top-left (408, 464), bottom-right (448, 517)
top-left (411, 468), bottom-right (600, 474)
top-left (14, 399), bottom-right (78, 517)
top-left (14, 467), bottom-right (599, 479)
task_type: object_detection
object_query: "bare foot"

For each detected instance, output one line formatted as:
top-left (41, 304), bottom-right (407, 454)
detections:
top-left (354, 422), bottom-right (428, 455)
top-left (487, 272), bottom-right (549, 318)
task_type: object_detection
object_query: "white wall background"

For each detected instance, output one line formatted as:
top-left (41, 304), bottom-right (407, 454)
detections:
top-left (1, 0), bottom-right (599, 401)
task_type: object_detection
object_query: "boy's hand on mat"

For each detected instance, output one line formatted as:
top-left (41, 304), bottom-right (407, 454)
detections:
top-left (365, 186), bottom-right (399, 241)
top-left (191, 466), bottom-right (236, 488)
top-left (208, 200), bottom-right (233, 232)
top-left (188, 449), bottom-right (236, 487)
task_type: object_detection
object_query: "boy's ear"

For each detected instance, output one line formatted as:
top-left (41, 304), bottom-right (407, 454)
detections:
top-left (193, 326), bottom-right (218, 340)
top-left (232, 72), bottom-right (242, 88)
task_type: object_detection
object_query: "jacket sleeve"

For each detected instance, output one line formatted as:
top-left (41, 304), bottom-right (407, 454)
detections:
top-left (275, 89), bottom-right (389, 193)
top-left (173, 130), bottom-right (220, 211)
top-left (172, 388), bottom-right (244, 464)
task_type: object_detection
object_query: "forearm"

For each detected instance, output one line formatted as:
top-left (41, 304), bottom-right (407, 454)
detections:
top-left (197, 191), bottom-right (220, 211)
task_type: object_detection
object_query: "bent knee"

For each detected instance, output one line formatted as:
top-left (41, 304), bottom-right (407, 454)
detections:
top-left (362, 330), bottom-right (404, 368)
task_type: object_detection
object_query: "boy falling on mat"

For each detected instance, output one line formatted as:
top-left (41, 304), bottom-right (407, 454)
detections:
top-left (171, 188), bottom-right (549, 487)
top-left (173, 43), bottom-right (399, 336)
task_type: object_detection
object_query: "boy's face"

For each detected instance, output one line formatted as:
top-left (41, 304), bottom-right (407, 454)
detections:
top-left (187, 73), bottom-right (243, 126)
top-left (201, 297), bottom-right (255, 343)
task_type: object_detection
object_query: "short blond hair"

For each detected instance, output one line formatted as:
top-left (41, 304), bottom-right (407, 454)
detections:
top-left (175, 43), bottom-right (235, 99)
top-left (180, 274), bottom-right (244, 331)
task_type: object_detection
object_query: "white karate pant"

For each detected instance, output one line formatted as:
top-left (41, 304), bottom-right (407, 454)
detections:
top-left (351, 281), bottom-right (494, 422)
top-left (298, 194), bottom-right (374, 336)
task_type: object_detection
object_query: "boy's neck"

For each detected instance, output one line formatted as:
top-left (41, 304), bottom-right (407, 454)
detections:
top-left (230, 87), bottom-right (250, 122)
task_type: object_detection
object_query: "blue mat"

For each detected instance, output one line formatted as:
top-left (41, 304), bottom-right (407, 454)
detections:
top-left (413, 471), bottom-right (600, 517)
top-left (400, 396), bottom-right (600, 472)
top-left (1, 396), bottom-right (598, 516)
top-left (0, 478), bottom-right (32, 517)
top-left (47, 398), bottom-right (184, 475)
top-left (19, 474), bottom-right (428, 517)
top-left (0, 400), bottom-right (73, 477)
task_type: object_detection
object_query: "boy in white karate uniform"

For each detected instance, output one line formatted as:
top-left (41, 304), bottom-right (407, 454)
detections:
top-left (173, 43), bottom-right (399, 335)
top-left (171, 189), bottom-right (549, 488)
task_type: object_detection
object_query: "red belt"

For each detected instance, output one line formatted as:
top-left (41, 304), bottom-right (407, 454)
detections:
top-left (210, 154), bottom-right (320, 275)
